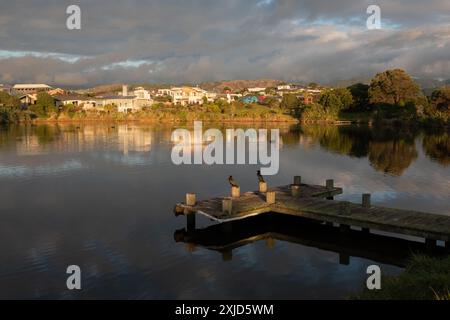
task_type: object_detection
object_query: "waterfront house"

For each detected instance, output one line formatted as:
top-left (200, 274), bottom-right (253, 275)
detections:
top-left (53, 94), bottom-right (100, 110)
top-left (247, 87), bottom-right (266, 94)
top-left (48, 88), bottom-right (66, 96)
top-left (18, 93), bottom-right (38, 106)
top-left (96, 85), bottom-right (153, 113)
top-left (13, 84), bottom-right (52, 94)
top-left (160, 86), bottom-right (215, 106)
top-left (242, 95), bottom-right (258, 104)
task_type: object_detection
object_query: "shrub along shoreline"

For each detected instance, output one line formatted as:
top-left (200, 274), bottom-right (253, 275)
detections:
top-left (355, 254), bottom-right (450, 300)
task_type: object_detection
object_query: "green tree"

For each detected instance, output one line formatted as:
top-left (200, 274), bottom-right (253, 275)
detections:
top-left (280, 94), bottom-right (300, 110)
top-left (430, 87), bottom-right (450, 112)
top-left (0, 91), bottom-right (21, 109)
top-left (319, 90), bottom-right (343, 111)
top-left (369, 69), bottom-right (421, 106)
top-left (29, 92), bottom-right (56, 117)
top-left (347, 83), bottom-right (370, 110)
top-left (318, 89), bottom-right (353, 112)
top-left (333, 88), bottom-right (354, 110)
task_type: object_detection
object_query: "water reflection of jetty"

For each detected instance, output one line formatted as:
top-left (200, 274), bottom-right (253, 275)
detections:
top-left (174, 214), bottom-right (449, 266)
top-left (174, 177), bottom-right (450, 259)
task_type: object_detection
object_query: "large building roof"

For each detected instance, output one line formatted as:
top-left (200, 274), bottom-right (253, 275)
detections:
top-left (13, 84), bottom-right (52, 89)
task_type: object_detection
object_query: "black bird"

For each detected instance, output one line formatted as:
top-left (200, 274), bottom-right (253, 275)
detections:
top-left (257, 170), bottom-right (265, 183)
top-left (228, 176), bottom-right (239, 188)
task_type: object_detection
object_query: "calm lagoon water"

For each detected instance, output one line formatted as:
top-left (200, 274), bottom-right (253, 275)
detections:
top-left (0, 123), bottom-right (449, 299)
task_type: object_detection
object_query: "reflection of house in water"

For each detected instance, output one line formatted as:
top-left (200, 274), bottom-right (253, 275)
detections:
top-left (118, 125), bottom-right (152, 155)
top-left (16, 135), bottom-right (43, 156)
top-left (58, 126), bottom-right (111, 152)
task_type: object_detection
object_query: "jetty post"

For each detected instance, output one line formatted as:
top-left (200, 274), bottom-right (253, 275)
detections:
top-left (266, 191), bottom-right (276, 204)
top-left (425, 238), bottom-right (437, 249)
top-left (186, 193), bottom-right (197, 231)
top-left (294, 176), bottom-right (302, 186)
top-left (222, 198), bottom-right (233, 215)
top-left (222, 250), bottom-right (233, 262)
top-left (259, 182), bottom-right (268, 193)
top-left (326, 179), bottom-right (335, 189)
top-left (291, 185), bottom-right (301, 197)
top-left (231, 186), bottom-right (241, 198)
top-left (326, 179), bottom-right (335, 200)
top-left (362, 194), bottom-right (372, 208)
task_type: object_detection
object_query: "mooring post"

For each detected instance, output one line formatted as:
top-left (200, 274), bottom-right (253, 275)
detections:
top-left (185, 193), bottom-right (197, 232)
top-left (222, 250), bottom-right (233, 262)
top-left (186, 193), bottom-right (197, 206)
top-left (362, 227), bottom-right (370, 233)
top-left (339, 202), bottom-right (351, 216)
top-left (186, 213), bottom-right (196, 232)
top-left (186, 243), bottom-right (197, 253)
top-left (339, 253), bottom-right (350, 266)
top-left (231, 186), bottom-right (240, 198)
top-left (291, 185), bottom-right (301, 197)
top-left (340, 224), bottom-right (350, 233)
top-left (266, 237), bottom-right (275, 249)
top-left (425, 238), bottom-right (437, 249)
top-left (326, 179), bottom-right (334, 189)
top-left (221, 222), bottom-right (233, 234)
top-left (362, 194), bottom-right (371, 208)
top-left (259, 182), bottom-right (268, 193)
top-left (222, 198), bottom-right (233, 215)
top-left (294, 176), bottom-right (302, 186)
top-left (266, 191), bottom-right (276, 204)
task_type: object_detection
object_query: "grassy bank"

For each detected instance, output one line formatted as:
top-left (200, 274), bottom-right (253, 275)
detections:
top-left (356, 254), bottom-right (450, 300)
top-left (2, 104), bottom-right (298, 124)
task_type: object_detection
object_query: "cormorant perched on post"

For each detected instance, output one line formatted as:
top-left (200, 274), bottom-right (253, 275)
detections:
top-left (228, 176), bottom-right (239, 188)
top-left (257, 170), bottom-right (265, 183)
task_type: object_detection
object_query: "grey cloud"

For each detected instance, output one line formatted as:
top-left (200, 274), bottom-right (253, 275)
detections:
top-left (0, 0), bottom-right (448, 86)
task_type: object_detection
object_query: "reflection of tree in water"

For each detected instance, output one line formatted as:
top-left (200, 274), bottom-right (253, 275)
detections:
top-left (423, 133), bottom-right (450, 166)
top-left (368, 140), bottom-right (418, 176)
top-left (367, 126), bottom-right (418, 176)
top-left (279, 125), bottom-right (301, 146)
top-left (301, 125), bottom-right (372, 157)
top-left (300, 125), bottom-right (420, 176)
top-left (34, 125), bottom-right (62, 145)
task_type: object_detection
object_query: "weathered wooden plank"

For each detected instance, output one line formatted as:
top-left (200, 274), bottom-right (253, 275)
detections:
top-left (175, 182), bottom-right (450, 241)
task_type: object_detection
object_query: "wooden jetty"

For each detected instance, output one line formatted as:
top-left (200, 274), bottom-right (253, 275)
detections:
top-left (174, 176), bottom-right (450, 248)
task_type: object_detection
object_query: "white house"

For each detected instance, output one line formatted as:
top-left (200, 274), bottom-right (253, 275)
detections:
top-left (247, 87), bottom-right (266, 93)
top-left (97, 85), bottom-right (153, 113)
top-left (277, 85), bottom-right (292, 90)
top-left (13, 84), bottom-right (52, 94)
top-left (133, 87), bottom-right (152, 100)
top-left (163, 87), bottom-right (215, 106)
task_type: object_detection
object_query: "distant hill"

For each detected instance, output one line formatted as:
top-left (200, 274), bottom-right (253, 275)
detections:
top-left (329, 77), bottom-right (371, 88)
top-left (200, 79), bottom-right (284, 93)
top-left (77, 84), bottom-right (123, 96)
top-left (414, 78), bottom-right (448, 96)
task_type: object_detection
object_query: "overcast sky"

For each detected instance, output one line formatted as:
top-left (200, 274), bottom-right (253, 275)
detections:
top-left (0, 0), bottom-right (449, 87)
